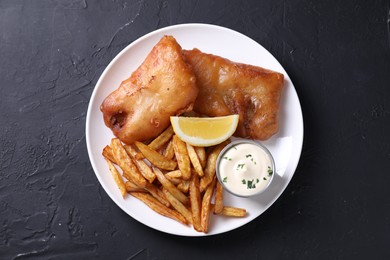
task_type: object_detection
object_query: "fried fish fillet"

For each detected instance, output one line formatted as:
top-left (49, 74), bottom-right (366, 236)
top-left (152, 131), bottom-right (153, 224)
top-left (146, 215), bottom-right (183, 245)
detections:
top-left (183, 49), bottom-right (284, 140)
top-left (101, 36), bottom-right (198, 144)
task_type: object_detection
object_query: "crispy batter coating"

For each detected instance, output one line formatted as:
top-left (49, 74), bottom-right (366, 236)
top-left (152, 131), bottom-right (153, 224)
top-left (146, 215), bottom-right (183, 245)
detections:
top-left (183, 48), bottom-right (284, 140)
top-left (101, 36), bottom-right (198, 144)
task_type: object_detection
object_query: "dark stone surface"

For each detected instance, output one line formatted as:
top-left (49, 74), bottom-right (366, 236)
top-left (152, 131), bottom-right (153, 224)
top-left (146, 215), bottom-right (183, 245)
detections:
top-left (1, 0), bottom-right (389, 259)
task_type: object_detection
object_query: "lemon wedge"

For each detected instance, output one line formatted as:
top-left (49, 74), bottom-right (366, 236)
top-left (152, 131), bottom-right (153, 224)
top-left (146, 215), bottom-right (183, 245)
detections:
top-left (170, 115), bottom-right (239, 147)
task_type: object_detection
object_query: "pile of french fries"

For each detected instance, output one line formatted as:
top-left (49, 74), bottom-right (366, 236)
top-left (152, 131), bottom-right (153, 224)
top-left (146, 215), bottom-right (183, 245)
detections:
top-left (102, 126), bottom-right (246, 233)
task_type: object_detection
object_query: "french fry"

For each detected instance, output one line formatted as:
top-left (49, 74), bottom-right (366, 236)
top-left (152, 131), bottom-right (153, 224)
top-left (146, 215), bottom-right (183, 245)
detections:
top-left (186, 143), bottom-right (204, 177)
top-left (144, 182), bottom-right (170, 208)
top-left (200, 178), bottom-right (216, 233)
top-left (214, 181), bottom-right (224, 214)
top-left (163, 139), bottom-right (175, 160)
top-left (162, 188), bottom-right (193, 225)
top-left (148, 126), bottom-right (174, 150)
top-left (124, 144), bottom-right (156, 183)
top-left (130, 191), bottom-right (188, 225)
top-left (172, 135), bottom-right (191, 180)
top-left (125, 181), bottom-right (144, 192)
top-left (194, 146), bottom-right (206, 168)
top-left (102, 145), bottom-right (116, 163)
top-left (110, 138), bottom-right (147, 188)
top-left (122, 171), bottom-right (134, 182)
top-left (177, 180), bottom-right (190, 193)
top-left (153, 168), bottom-right (189, 205)
top-left (189, 174), bottom-right (202, 232)
top-left (105, 158), bottom-right (127, 198)
top-left (135, 141), bottom-right (177, 170)
top-left (165, 170), bottom-right (182, 178)
top-left (103, 132), bottom-right (246, 232)
top-left (217, 206), bottom-right (247, 217)
top-left (200, 141), bottom-right (229, 192)
top-left (134, 152), bottom-right (145, 160)
top-left (164, 175), bottom-right (182, 185)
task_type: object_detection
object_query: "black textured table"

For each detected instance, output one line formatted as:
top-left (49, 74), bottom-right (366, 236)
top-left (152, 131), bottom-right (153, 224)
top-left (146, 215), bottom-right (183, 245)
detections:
top-left (1, 0), bottom-right (389, 259)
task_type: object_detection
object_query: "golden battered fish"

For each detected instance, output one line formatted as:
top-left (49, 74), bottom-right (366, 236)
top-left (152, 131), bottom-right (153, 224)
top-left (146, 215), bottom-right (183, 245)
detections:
top-left (183, 48), bottom-right (284, 140)
top-left (101, 36), bottom-right (198, 144)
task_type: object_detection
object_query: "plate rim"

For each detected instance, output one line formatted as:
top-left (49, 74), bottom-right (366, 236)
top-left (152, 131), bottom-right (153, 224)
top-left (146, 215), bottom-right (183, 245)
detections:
top-left (86, 23), bottom-right (304, 236)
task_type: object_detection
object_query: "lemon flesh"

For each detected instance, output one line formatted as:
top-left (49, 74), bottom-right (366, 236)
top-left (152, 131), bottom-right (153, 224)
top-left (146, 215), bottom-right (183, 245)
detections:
top-left (170, 115), bottom-right (239, 147)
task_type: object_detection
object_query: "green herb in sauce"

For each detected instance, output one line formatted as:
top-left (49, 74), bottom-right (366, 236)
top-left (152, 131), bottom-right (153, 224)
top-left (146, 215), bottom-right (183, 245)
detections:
top-left (267, 166), bottom-right (273, 176)
top-left (247, 179), bottom-right (256, 189)
top-left (236, 163), bottom-right (245, 170)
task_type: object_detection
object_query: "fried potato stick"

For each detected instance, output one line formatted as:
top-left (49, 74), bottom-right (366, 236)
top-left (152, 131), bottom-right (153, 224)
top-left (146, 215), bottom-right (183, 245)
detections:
top-left (186, 143), bottom-right (204, 177)
top-left (162, 188), bottom-right (193, 225)
top-left (172, 135), bottom-right (191, 180)
top-left (212, 205), bottom-right (247, 217)
top-left (110, 138), bottom-right (147, 188)
top-left (200, 141), bottom-right (229, 192)
top-left (105, 158), bottom-right (126, 198)
top-left (153, 168), bottom-right (189, 205)
top-left (177, 180), bottom-right (190, 193)
top-left (144, 182), bottom-right (170, 208)
top-left (124, 144), bottom-right (156, 183)
top-left (214, 181), bottom-right (224, 214)
top-left (135, 141), bottom-right (177, 170)
top-left (148, 126), bottom-right (174, 150)
top-left (130, 191), bottom-right (188, 225)
top-left (200, 178), bottom-right (216, 233)
top-left (102, 145), bottom-right (116, 163)
top-left (163, 139), bottom-right (175, 160)
top-left (189, 174), bottom-right (202, 232)
top-left (165, 170), bottom-right (182, 178)
top-left (125, 181), bottom-right (145, 192)
top-left (194, 146), bottom-right (206, 168)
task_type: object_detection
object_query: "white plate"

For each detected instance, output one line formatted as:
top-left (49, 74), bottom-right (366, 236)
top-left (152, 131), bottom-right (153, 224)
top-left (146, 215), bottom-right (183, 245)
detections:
top-left (86, 24), bottom-right (304, 236)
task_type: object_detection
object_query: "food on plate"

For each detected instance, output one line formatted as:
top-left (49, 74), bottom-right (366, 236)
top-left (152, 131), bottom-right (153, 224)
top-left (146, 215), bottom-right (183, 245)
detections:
top-left (186, 143), bottom-right (204, 177)
top-left (153, 167), bottom-right (189, 206)
top-left (199, 141), bottom-right (229, 192)
top-left (216, 140), bottom-right (275, 197)
top-left (212, 205), bottom-right (247, 217)
top-left (98, 35), bottom-right (287, 233)
top-left (172, 135), bottom-right (191, 180)
top-left (170, 115), bottom-right (239, 147)
top-left (102, 132), bottom-right (247, 233)
top-left (105, 158), bottom-right (127, 198)
top-left (148, 126), bottom-right (174, 150)
top-left (189, 173), bottom-right (202, 232)
top-left (214, 181), bottom-right (224, 214)
top-left (123, 145), bottom-right (156, 183)
top-left (110, 138), bottom-right (147, 188)
top-left (183, 48), bottom-right (284, 140)
top-left (200, 177), bottom-right (216, 232)
top-left (130, 191), bottom-right (188, 225)
top-left (100, 36), bottom-right (198, 144)
top-left (134, 141), bottom-right (177, 170)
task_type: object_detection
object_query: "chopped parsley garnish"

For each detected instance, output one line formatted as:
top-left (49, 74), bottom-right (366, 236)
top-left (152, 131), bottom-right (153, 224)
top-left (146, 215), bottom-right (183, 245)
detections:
top-left (267, 166), bottom-right (273, 176)
top-left (256, 178), bottom-right (259, 183)
top-left (247, 179), bottom-right (256, 189)
top-left (246, 154), bottom-right (256, 164)
top-left (263, 177), bottom-right (267, 180)
top-left (236, 163), bottom-right (245, 170)
top-left (223, 177), bottom-right (228, 183)
top-left (222, 156), bottom-right (232, 161)
top-left (242, 179), bottom-right (246, 184)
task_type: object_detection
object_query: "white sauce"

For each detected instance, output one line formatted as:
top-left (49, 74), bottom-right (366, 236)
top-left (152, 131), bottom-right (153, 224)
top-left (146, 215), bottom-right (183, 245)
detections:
top-left (218, 143), bottom-right (273, 196)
